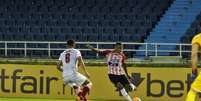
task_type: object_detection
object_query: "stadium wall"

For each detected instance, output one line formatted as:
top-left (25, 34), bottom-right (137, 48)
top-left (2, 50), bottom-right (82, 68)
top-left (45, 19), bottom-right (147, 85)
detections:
top-left (0, 64), bottom-right (195, 101)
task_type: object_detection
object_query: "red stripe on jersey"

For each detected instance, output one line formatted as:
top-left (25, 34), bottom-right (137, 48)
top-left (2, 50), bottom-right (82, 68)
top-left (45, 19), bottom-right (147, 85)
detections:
top-left (106, 51), bottom-right (126, 75)
top-left (112, 66), bottom-right (115, 75)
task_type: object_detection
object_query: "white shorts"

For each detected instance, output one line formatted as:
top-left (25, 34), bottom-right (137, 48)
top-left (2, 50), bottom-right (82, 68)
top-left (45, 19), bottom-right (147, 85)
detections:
top-left (63, 72), bottom-right (87, 87)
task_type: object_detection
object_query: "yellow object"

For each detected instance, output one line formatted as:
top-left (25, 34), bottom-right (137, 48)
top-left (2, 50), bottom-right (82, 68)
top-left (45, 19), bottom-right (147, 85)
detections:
top-left (192, 33), bottom-right (201, 46)
top-left (185, 90), bottom-right (196, 101)
top-left (191, 72), bottom-right (201, 92)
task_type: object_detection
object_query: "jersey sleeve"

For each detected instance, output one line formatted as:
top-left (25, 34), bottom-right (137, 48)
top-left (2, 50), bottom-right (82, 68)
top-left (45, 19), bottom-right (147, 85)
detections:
top-left (76, 50), bottom-right (82, 58)
top-left (192, 33), bottom-right (201, 46)
top-left (58, 53), bottom-right (63, 61)
top-left (98, 50), bottom-right (112, 56)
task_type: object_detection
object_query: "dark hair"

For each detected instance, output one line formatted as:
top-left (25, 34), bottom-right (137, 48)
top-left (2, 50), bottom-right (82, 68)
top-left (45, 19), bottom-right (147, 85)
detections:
top-left (116, 42), bottom-right (122, 45)
top-left (67, 39), bottom-right (75, 46)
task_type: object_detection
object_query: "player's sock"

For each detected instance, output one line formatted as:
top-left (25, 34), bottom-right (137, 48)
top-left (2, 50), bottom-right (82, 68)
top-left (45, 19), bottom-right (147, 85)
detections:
top-left (120, 88), bottom-right (132, 101)
top-left (77, 92), bottom-right (84, 100)
top-left (82, 83), bottom-right (92, 101)
top-left (82, 83), bottom-right (92, 95)
top-left (186, 90), bottom-right (196, 101)
top-left (73, 86), bottom-right (83, 100)
top-left (74, 86), bottom-right (81, 94)
top-left (129, 83), bottom-right (136, 91)
top-left (83, 83), bottom-right (92, 94)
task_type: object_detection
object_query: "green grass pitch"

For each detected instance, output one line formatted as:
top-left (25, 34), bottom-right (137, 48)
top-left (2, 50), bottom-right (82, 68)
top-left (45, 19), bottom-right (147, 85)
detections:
top-left (0, 98), bottom-right (114, 101)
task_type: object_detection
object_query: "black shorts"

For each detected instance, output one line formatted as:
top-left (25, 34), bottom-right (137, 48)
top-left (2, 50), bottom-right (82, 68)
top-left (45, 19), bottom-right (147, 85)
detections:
top-left (108, 74), bottom-right (130, 87)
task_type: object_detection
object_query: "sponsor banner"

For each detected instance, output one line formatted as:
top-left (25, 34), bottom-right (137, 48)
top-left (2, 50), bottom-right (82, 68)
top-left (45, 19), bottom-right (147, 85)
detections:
top-left (130, 68), bottom-right (192, 101)
top-left (0, 64), bottom-right (195, 101)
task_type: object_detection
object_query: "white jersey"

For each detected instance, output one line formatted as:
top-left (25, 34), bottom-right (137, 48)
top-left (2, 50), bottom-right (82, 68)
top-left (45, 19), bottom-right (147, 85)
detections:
top-left (59, 48), bottom-right (81, 77)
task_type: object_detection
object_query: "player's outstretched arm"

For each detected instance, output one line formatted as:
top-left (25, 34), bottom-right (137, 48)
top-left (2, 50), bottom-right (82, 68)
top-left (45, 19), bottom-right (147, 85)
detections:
top-left (85, 44), bottom-right (101, 53)
top-left (78, 56), bottom-right (90, 78)
top-left (56, 60), bottom-right (63, 72)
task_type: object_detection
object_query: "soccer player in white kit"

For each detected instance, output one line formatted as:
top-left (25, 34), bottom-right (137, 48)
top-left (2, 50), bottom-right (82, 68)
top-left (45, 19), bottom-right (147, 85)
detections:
top-left (86, 42), bottom-right (139, 101)
top-left (57, 39), bottom-right (92, 101)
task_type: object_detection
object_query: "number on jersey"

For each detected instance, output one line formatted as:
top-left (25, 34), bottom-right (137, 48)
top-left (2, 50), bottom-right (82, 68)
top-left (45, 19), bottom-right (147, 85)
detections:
top-left (65, 53), bottom-right (70, 63)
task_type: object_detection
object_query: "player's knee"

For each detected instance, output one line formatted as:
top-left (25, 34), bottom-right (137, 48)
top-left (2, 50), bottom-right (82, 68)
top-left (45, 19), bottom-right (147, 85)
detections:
top-left (82, 80), bottom-right (92, 87)
top-left (88, 82), bottom-right (92, 86)
top-left (73, 86), bottom-right (79, 90)
top-left (117, 82), bottom-right (124, 90)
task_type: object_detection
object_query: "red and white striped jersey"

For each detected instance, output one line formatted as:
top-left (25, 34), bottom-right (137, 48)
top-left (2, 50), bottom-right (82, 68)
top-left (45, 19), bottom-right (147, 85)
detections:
top-left (99, 50), bottom-right (126, 75)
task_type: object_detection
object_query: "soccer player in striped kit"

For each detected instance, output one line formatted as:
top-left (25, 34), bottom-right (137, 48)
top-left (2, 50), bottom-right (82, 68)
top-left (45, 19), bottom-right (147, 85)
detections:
top-left (86, 42), bottom-right (137, 101)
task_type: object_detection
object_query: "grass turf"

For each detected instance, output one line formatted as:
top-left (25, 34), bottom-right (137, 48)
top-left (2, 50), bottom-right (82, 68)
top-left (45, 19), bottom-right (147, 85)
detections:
top-left (0, 98), bottom-right (116, 101)
top-left (0, 98), bottom-right (71, 101)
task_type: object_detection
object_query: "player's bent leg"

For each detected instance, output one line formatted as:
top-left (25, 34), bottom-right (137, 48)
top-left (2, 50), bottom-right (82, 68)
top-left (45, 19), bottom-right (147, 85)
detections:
top-left (67, 83), bottom-right (83, 101)
top-left (122, 75), bottom-right (136, 91)
top-left (117, 82), bottom-right (132, 101)
top-left (73, 86), bottom-right (81, 94)
top-left (82, 80), bottom-right (92, 93)
top-left (74, 73), bottom-right (92, 101)
top-left (81, 80), bottom-right (92, 101)
top-left (72, 85), bottom-right (84, 101)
